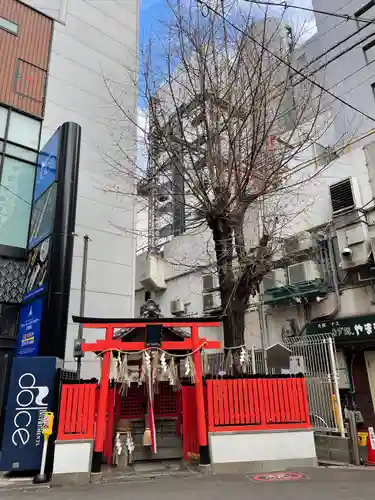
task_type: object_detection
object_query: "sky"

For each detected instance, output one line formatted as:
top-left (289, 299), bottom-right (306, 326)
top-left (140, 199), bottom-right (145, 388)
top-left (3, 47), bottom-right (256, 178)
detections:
top-left (139, 0), bottom-right (317, 47)
top-left (135, 0), bottom-right (317, 246)
top-left (137, 0), bottom-right (317, 124)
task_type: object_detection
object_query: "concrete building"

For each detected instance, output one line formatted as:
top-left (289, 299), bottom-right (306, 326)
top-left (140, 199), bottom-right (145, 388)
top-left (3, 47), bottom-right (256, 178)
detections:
top-left (0, 0), bottom-right (138, 390)
top-left (136, 2), bottom-right (375, 425)
top-left (262, 0), bottom-right (375, 427)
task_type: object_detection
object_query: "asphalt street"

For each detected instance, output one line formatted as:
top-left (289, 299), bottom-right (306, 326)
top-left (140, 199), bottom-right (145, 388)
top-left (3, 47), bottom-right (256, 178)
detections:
top-left (1, 467), bottom-right (375, 500)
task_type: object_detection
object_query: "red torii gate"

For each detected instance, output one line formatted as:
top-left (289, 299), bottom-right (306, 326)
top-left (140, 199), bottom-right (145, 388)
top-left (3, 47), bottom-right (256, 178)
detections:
top-left (72, 315), bottom-right (221, 471)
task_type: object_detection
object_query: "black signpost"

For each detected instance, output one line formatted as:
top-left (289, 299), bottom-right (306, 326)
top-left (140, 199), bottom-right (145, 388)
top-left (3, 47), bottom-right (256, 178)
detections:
top-left (38, 122), bottom-right (81, 359)
top-left (15, 122), bottom-right (81, 359)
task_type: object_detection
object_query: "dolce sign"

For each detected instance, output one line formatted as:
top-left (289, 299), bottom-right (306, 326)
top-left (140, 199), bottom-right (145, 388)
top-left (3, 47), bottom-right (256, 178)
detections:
top-left (0, 357), bottom-right (57, 472)
top-left (12, 373), bottom-right (49, 447)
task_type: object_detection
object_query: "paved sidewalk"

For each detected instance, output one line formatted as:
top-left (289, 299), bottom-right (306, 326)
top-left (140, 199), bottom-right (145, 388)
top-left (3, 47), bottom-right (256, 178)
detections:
top-left (1, 467), bottom-right (375, 500)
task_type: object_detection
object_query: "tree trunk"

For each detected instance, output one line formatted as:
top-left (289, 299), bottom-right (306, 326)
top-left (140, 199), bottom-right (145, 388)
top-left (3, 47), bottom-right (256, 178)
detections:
top-left (220, 283), bottom-right (247, 349)
top-left (209, 215), bottom-right (251, 351)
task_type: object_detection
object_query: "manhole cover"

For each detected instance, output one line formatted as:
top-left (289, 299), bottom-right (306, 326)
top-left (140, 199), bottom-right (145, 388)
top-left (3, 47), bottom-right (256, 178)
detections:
top-left (248, 471), bottom-right (309, 482)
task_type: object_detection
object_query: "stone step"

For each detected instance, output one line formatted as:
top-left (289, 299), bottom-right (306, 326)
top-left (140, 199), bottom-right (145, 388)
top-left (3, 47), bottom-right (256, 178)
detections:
top-left (133, 447), bottom-right (183, 461)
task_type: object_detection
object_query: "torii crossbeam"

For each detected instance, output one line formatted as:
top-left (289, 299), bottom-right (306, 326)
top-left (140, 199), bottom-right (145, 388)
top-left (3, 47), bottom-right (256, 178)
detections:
top-left (72, 315), bottom-right (222, 471)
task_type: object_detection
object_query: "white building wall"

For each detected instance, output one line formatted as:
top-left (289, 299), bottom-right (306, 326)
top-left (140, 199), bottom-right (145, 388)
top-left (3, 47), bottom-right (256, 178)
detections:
top-left (302, 0), bottom-right (375, 142)
top-left (22, 0), bottom-right (139, 378)
top-left (283, 144), bottom-right (373, 235)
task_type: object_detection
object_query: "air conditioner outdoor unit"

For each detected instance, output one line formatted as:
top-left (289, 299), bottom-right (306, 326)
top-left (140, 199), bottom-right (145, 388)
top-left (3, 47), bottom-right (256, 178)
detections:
top-left (284, 231), bottom-right (312, 255)
top-left (288, 261), bottom-right (320, 285)
top-left (202, 273), bottom-right (218, 292)
top-left (203, 291), bottom-right (221, 312)
top-left (329, 177), bottom-right (361, 216)
top-left (140, 253), bottom-right (167, 291)
top-left (336, 223), bottom-right (369, 270)
top-left (170, 298), bottom-right (185, 315)
top-left (263, 269), bottom-right (287, 291)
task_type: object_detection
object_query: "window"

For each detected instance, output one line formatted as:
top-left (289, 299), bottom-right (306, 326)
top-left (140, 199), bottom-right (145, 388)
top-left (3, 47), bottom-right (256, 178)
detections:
top-left (15, 60), bottom-right (47, 103)
top-left (0, 186), bottom-right (31, 249)
top-left (0, 106), bottom-right (41, 249)
top-left (0, 107), bottom-right (8, 139)
top-left (355, 1), bottom-right (375, 29)
top-left (364, 39), bottom-right (375, 63)
top-left (7, 111), bottom-right (40, 150)
top-left (0, 16), bottom-right (18, 35)
top-left (5, 144), bottom-right (37, 163)
top-left (0, 158), bottom-right (35, 248)
top-left (2, 157), bottom-right (35, 205)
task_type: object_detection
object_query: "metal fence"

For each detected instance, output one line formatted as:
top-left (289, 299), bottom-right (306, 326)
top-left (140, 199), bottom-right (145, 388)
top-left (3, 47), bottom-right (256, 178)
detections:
top-left (206, 347), bottom-right (267, 377)
top-left (205, 334), bottom-right (342, 435)
top-left (282, 334), bottom-right (341, 434)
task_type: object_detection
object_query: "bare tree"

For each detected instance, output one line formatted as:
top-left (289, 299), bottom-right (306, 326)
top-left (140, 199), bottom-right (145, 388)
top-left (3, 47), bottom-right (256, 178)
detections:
top-left (104, 0), bottom-right (340, 350)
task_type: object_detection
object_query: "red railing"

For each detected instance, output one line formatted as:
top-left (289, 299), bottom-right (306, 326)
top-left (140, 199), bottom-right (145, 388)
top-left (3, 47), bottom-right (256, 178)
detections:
top-left (57, 384), bottom-right (97, 440)
top-left (206, 378), bottom-right (311, 432)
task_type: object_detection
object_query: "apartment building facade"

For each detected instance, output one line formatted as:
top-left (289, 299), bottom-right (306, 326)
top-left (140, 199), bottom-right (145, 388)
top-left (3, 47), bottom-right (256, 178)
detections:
top-left (0, 0), bottom-right (138, 395)
top-left (136, 2), bottom-right (375, 425)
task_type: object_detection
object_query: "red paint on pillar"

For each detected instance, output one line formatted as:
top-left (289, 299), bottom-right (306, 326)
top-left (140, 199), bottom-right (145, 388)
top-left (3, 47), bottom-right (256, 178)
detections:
top-left (94, 326), bottom-right (113, 453)
top-left (191, 325), bottom-right (207, 447)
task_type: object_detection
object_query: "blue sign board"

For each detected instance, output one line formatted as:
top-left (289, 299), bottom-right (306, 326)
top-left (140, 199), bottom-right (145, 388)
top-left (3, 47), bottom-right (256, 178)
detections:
top-left (16, 297), bottom-right (43, 356)
top-left (28, 184), bottom-right (56, 249)
top-left (0, 357), bottom-right (57, 471)
top-left (23, 237), bottom-right (51, 301)
top-left (33, 129), bottom-right (60, 202)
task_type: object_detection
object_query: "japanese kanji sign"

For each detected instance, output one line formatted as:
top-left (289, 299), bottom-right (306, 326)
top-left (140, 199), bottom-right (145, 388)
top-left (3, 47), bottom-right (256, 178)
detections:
top-left (306, 315), bottom-right (375, 341)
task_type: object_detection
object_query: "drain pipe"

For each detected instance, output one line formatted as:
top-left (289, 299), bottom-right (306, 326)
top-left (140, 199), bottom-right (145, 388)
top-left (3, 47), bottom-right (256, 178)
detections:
top-left (312, 229), bottom-right (341, 320)
top-left (308, 228), bottom-right (341, 324)
top-left (75, 234), bottom-right (90, 380)
top-left (296, 228), bottom-right (340, 336)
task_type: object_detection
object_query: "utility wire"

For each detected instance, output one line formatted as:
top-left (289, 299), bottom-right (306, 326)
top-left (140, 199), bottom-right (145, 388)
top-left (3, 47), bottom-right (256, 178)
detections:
top-left (258, 21), bottom-right (375, 105)
top-left (292, 30), bottom-right (375, 88)
top-left (243, 13), bottom-right (375, 113)
top-left (247, 2), bottom-right (371, 90)
top-left (291, 22), bottom-right (375, 89)
top-left (296, 0), bottom-right (356, 51)
top-left (245, 0), bottom-right (375, 25)
top-left (196, 0), bottom-right (375, 123)
top-left (296, 19), bottom-right (374, 79)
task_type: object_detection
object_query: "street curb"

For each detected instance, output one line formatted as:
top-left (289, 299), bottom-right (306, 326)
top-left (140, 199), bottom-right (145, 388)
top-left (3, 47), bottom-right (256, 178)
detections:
top-left (0, 484), bottom-right (50, 492)
top-left (319, 465), bottom-right (375, 471)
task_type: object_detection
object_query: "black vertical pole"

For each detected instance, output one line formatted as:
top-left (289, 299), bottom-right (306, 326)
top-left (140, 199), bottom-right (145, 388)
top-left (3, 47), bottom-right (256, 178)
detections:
top-left (39, 122), bottom-right (81, 359)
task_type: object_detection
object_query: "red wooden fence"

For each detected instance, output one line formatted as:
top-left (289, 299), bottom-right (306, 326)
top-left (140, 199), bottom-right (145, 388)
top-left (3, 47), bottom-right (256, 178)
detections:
top-left (57, 384), bottom-right (97, 441)
top-left (206, 378), bottom-right (310, 432)
top-left (182, 386), bottom-right (198, 460)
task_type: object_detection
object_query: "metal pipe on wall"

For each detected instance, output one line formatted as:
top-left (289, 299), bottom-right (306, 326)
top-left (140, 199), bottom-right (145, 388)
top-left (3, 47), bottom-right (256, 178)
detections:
top-left (76, 234), bottom-right (90, 380)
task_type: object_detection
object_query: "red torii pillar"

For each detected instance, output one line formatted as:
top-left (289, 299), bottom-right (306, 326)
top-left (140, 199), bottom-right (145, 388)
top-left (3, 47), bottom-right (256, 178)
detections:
top-left (76, 319), bottom-right (221, 471)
